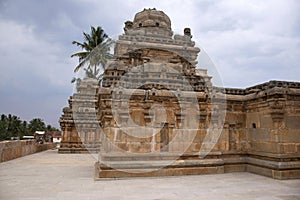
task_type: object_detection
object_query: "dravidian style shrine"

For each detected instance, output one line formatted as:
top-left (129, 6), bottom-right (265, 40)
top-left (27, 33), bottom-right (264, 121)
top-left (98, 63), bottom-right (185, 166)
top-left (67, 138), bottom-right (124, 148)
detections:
top-left (59, 9), bottom-right (300, 179)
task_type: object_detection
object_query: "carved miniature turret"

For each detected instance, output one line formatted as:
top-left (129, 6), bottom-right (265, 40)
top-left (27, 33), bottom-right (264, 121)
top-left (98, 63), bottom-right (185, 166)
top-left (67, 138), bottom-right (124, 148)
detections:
top-left (184, 28), bottom-right (192, 38)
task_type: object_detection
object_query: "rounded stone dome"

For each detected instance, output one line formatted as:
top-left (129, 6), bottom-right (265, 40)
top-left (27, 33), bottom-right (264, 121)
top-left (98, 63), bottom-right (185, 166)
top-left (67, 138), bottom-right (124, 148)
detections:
top-left (132, 8), bottom-right (172, 37)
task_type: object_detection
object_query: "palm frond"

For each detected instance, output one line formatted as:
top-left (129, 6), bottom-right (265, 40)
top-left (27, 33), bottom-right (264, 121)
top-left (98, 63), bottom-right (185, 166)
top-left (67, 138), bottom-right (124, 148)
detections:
top-left (74, 59), bottom-right (89, 72)
top-left (71, 77), bottom-right (76, 83)
top-left (71, 26), bottom-right (114, 77)
top-left (72, 41), bottom-right (85, 48)
top-left (71, 51), bottom-right (88, 58)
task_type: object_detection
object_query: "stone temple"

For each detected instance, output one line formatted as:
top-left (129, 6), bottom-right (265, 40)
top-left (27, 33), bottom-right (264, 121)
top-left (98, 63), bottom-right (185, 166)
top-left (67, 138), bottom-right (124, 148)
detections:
top-left (59, 8), bottom-right (300, 179)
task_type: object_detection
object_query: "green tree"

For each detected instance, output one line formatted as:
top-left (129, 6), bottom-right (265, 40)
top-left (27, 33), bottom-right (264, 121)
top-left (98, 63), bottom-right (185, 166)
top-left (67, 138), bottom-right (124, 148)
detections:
top-left (0, 114), bottom-right (22, 140)
top-left (0, 114), bottom-right (59, 141)
top-left (0, 114), bottom-right (8, 140)
top-left (71, 26), bottom-right (113, 84)
top-left (7, 114), bottom-right (22, 139)
top-left (46, 124), bottom-right (59, 132)
top-left (19, 121), bottom-right (29, 137)
top-left (28, 118), bottom-right (46, 135)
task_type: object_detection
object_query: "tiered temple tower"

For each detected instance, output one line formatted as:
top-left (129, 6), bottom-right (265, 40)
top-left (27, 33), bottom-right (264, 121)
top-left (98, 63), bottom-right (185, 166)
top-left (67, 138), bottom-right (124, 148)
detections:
top-left (60, 8), bottom-right (300, 179)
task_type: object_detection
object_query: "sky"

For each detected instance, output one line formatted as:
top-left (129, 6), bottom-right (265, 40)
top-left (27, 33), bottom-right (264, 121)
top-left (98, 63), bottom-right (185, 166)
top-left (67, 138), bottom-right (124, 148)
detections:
top-left (0, 0), bottom-right (299, 128)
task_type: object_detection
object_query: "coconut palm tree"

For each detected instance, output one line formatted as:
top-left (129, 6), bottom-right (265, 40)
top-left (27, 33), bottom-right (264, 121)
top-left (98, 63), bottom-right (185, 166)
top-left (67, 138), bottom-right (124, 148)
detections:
top-left (71, 26), bottom-right (113, 80)
top-left (71, 67), bottom-right (103, 87)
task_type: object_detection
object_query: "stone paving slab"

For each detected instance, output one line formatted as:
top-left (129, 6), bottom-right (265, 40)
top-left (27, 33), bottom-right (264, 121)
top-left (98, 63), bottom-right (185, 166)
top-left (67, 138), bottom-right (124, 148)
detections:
top-left (0, 149), bottom-right (299, 200)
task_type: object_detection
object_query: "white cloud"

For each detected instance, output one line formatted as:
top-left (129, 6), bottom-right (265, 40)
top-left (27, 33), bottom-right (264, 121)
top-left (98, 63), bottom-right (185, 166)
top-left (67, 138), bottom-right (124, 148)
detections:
top-left (191, 0), bottom-right (300, 87)
top-left (0, 19), bottom-right (74, 89)
top-left (0, 19), bottom-right (74, 127)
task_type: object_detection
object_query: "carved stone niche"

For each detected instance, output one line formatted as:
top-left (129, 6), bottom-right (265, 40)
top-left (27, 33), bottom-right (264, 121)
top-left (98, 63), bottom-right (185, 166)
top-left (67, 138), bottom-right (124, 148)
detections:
top-left (129, 50), bottom-right (142, 59)
top-left (268, 100), bottom-right (285, 122)
top-left (199, 111), bottom-right (207, 123)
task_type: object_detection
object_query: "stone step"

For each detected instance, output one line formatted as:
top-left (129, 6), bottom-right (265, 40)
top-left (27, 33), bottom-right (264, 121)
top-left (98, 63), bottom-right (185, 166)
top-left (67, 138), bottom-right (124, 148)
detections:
top-left (95, 162), bottom-right (225, 179)
top-left (99, 158), bottom-right (224, 169)
top-left (99, 151), bottom-right (222, 161)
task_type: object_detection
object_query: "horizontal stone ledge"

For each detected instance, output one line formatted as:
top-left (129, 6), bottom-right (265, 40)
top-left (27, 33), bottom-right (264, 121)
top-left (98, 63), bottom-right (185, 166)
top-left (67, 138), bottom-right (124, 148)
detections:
top-left (98, 158), bottom-right (224, 170)
top-left (246, 157), bottom-right (300, 170)
top-left (95, 165), bottom-right (224, 180)
top-left (247, 151), bottom-right (300, 159)
top-left (99, 151), bottom-right (223, 160)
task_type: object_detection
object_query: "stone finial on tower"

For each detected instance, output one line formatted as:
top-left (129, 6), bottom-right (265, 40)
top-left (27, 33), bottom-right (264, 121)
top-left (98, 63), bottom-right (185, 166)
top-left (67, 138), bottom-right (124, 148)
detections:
top-left (184, 28), bottom-right (192, 38)
top-left (124, 21), bottom-right (133, 33)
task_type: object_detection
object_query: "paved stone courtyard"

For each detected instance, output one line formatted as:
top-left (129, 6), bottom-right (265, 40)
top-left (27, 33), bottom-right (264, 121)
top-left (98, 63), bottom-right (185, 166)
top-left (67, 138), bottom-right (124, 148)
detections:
top-left (0, 149), bottom-right (299, 200)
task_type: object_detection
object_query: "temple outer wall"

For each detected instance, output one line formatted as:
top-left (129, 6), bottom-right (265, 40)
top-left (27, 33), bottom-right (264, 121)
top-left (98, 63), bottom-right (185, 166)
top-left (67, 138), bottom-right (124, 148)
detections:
top-left (96, 83), bottom-right (300, 180)
top-left (223, 85), bottom-right (300, 179)
top-left (0, 140), bottom-right (55, 162)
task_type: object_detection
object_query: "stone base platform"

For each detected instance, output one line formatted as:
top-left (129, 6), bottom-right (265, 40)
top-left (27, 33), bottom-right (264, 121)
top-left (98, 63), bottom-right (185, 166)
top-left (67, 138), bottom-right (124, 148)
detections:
top-left (95, 152), bottom-right (300, 180)
top-left (221, 152), bottom-right (300, 179)
top-left (244, 151), bottom-right (300, 180)
top-left (58, 142), bottom-right (100, 154)
top-left (95, 153), bottom-right (224, 179)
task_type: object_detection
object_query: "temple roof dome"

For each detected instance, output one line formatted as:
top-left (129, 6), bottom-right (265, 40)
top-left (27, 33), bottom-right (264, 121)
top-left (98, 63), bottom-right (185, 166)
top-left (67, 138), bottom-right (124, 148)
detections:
top-left (132, 8), bottom-right (173, 37)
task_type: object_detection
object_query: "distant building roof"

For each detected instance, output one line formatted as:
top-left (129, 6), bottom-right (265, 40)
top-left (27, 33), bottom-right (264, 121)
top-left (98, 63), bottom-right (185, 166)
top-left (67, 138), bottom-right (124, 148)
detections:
top-left (52, 131), bottom-right (62, 138)
top-left (45, 131), bottom-right (62, 138)
top-left (35, 131), bottom-right (45, 135)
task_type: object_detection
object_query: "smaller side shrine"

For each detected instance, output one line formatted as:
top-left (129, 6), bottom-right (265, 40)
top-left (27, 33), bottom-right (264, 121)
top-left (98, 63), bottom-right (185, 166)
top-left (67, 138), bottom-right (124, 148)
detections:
top-left (59, 78), bottom-right (100, 153)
